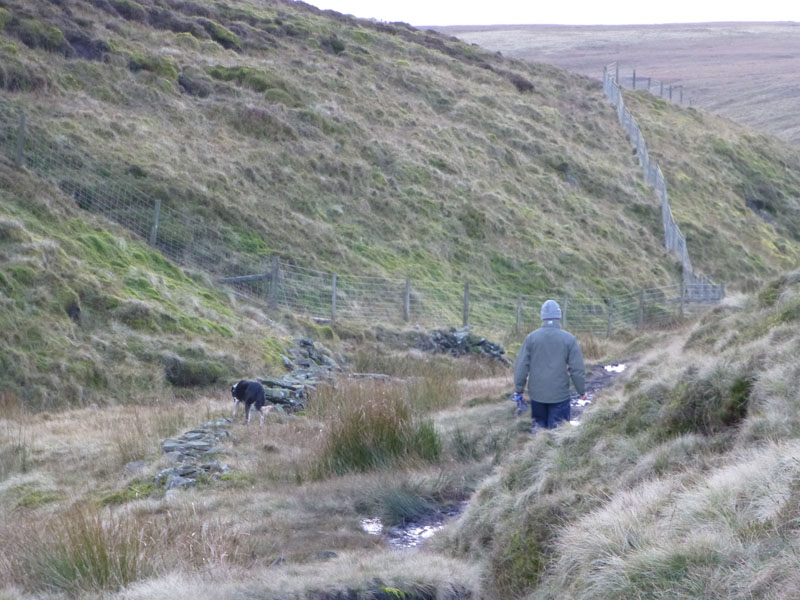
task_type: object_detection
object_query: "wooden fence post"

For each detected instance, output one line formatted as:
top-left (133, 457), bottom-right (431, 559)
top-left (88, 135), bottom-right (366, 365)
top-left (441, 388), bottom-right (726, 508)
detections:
top-left (562, 297), bottom-right (568, 329)
top-left (14, 112), bottom-right (26, 168)
top-left (660, 81), bottom-right (664, 96)
top-left (632, 69), bottom-right (636, 89)
top-left (647, 77), bottom-right (651, 90)
top-left (149, 198), bottom-right (161, 246)
top-left (268, 256), bottom-right (280, 309)
top-left (515, 294), bottom-right (522, 334)
top-left (403, 278), bottom-right (411, 322)
top-left (637, 289), bottom-right (645, 329)
top-left (462, 283), bottom-right (470, 327)
top-left (679, 280), bottom-right (686, 319)
top-left (669, 85), bottom-right (673, 101)
top-left (331, 273), bottom-right (337, 322)
top-left (606, 299), bottom-right (614, 337)
top-left (679, 87), bottom-right (684, 104)
top-left (615, 62), bottom-right (619, 83)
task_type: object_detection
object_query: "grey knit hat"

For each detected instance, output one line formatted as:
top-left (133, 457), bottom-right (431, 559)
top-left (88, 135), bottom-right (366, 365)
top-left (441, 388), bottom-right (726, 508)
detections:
top-left (541, 299), bottom-right (562, 320)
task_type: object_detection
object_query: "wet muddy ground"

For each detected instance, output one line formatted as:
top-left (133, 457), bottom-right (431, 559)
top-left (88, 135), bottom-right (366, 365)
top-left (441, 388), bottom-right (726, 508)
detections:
top-left (362, 361), bottom-right (628, 548)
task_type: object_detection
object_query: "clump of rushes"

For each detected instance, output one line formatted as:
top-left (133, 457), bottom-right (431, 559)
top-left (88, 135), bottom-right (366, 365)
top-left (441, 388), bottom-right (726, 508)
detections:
top-left (12, 503), bottom-right (155, 594)
top-left (312, 380), bottom-right (441, 476)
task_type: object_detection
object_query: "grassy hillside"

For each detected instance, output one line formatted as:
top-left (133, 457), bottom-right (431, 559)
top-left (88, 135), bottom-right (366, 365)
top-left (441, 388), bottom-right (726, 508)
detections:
top-left (446, 271), bottom-right (800, 598)
top-left (4, 4), bottom-right (800, 597)
top-left (0, 0), bottom-right (689, 299)
top-left (624, 90), bottom-right (800, 288)
top-left (0, 161), bottom-right (285, 410)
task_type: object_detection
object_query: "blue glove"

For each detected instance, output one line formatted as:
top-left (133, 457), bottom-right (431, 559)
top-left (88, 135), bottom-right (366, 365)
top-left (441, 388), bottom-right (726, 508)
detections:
top-left (511, 393), bottom-right (528, 416)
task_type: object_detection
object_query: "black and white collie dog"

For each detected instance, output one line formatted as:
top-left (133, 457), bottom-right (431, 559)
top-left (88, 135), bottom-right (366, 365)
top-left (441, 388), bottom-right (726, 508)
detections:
top-left (231, 380), bottom-right (273, 425)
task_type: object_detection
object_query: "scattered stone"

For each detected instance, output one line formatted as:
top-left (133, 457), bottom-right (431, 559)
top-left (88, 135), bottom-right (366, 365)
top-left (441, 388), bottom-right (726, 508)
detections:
top-left (155, 424), bottom-right (232, 491)
top-left (370, 325), bottom-right (510, 365)
top-left (124, 460), bottom-right (148, 474)
top-left (256, 337), bottom-right (341, 413)
top-left (427, 326), bottom-right (510, 365)
top-left (165, 473), bottom-right (196, 490)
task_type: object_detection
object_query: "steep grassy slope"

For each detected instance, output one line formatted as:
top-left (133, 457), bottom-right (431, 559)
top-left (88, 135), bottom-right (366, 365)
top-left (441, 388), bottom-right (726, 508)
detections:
top-left (0, 0), bottom-right (686, 300)
top-left (446, 273), bottom-right (800, 598)
top-left (0, 160), bottom-right (283, 410)
top-left (625, 90), bottom-right (800, 288)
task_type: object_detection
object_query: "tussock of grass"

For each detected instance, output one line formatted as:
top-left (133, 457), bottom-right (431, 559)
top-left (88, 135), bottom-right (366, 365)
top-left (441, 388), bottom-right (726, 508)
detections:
top-left (7, 503), bottom-right (154, 594)
top-left (449, 271), bottom-right (800, 598)
top-left (311, 380), bottom-right (441, 476)
top-left (115, 551), bottom-right (482, 600)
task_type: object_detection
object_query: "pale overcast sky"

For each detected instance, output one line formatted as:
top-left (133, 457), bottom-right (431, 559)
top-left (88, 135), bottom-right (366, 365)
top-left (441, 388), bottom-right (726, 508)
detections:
top-left (306, 0), bottom-right (800, 26)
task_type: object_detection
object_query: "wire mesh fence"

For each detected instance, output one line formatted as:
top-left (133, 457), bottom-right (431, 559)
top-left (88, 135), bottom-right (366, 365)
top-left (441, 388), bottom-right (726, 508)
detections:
top-left (0, 98), bottom-right (724, 338)
top-left (609, 63), bottom-right (690, 106)
top-left (217, 261), bottom-right (722, 337)
top-left (603, 63), bottom-right (725, 297)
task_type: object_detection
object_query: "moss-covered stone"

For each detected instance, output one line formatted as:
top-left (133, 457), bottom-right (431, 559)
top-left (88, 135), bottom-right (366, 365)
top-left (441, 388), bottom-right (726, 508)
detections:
top-left (109, 0), bottom-right (147, 22)
top-left (13, 19), bottom-right (67, 53)
top-left (198, 18), bottom-right (242, 51)
top-left (0, 8), bottom-right (12, 30)
top-left (100, 480), bottom-right (154, 505)
top-left (163, 354), bottom-right (227, 386)
top-left (127, 52), bottom-right (179, 80)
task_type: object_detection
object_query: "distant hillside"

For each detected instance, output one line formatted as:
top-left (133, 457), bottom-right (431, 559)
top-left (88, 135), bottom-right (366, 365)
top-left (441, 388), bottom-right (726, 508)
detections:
top-left (443, 22), bottom-right (800, 145)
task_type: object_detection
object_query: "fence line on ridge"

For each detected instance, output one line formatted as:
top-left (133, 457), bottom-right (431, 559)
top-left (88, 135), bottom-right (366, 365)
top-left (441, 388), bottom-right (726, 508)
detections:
top-left (608, 63), bottom-right (691, 106)
top-left (603, 62), bottom-right (724, 301)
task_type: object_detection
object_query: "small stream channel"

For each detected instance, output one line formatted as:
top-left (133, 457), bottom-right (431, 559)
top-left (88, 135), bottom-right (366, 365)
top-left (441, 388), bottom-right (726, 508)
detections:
top-left (360, 362), bottom-right (629, 548)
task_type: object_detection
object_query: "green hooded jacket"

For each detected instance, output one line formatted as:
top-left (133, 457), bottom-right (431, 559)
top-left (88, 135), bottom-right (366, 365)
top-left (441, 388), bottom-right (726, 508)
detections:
top-left (513, 320), bottom-right (585, 404)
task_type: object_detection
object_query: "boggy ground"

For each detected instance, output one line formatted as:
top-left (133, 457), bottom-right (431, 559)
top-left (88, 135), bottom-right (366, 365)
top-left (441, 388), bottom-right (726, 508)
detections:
top-left (0, 335), bottom-right (628, 600)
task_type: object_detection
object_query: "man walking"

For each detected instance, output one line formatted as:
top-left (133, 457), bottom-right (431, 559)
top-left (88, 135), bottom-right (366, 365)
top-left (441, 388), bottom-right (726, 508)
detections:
top-left (513, 300), bottom-right (586, 432)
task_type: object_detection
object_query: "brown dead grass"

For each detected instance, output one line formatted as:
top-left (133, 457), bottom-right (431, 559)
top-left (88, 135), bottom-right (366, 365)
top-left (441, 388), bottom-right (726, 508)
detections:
top-left (0, 362), bottom-right (521, 598)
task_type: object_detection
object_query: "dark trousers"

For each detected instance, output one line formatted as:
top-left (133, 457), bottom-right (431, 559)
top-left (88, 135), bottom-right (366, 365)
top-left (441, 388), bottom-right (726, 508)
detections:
top-left (531, 398), bottom-right (571, 429)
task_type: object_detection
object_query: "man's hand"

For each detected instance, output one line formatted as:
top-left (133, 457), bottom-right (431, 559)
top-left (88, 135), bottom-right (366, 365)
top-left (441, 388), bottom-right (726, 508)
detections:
top-left (511, 393), bottom-right (527, 416)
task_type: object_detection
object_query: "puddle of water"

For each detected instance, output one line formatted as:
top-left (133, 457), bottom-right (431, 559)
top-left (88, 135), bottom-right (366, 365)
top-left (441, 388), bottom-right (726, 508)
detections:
top-left (360, 502), bottom-right (468, 549)
top-left (387, 523), bottom-right (445, 548)
top-left (604, 363), bottom-right (627, 373)
top-left (360, 517), bottom-right (383, 535)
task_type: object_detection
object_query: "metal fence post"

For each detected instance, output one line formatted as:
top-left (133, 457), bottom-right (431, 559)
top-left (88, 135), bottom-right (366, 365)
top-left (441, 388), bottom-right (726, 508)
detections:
top-left (632, 69), bottom-right (636, 89)
top-left (669, 85), bottom-right (673, 101)
top-left (615, 62), bottom-right (619, 83)
top-left (660, 81), bottom-right (664, 96)
top-left (562, 297), bottom-right (568, 329)
top-left (268, 256), bottom-right (280, 309)
top-left (515, 294), bottom-right (522, 334)
top-left (14, 112), bottom-right (26, 168)
top-left (331, 273), bottom-right (337, 323)
top-left (606, 299), bottom-right (614, 337)
top-left (403, 278), bottom-right (411, 322)
top-left (462, 283), bottom-right (470, 327)
top-left (149, 198), bottom-right (162, 246)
